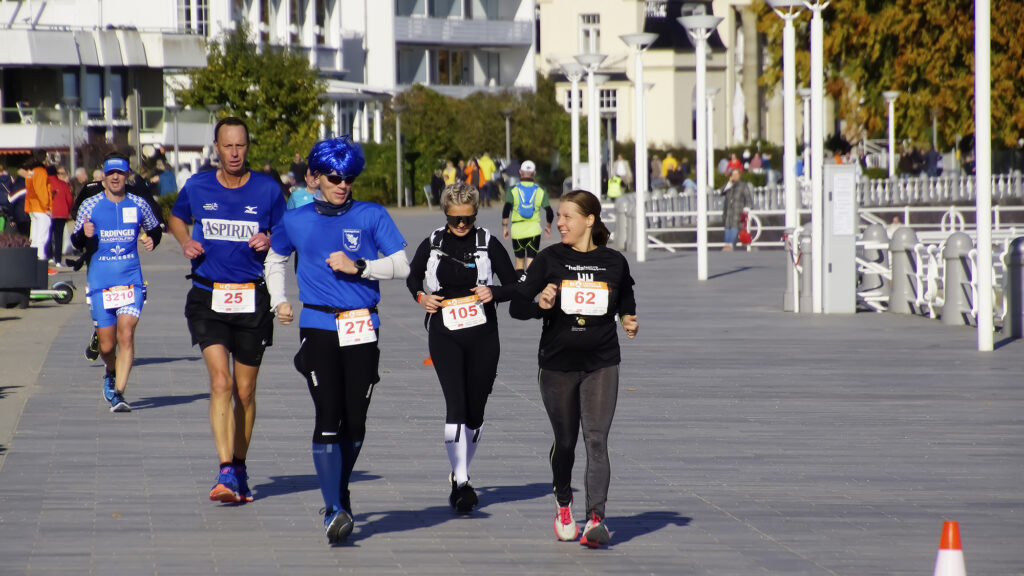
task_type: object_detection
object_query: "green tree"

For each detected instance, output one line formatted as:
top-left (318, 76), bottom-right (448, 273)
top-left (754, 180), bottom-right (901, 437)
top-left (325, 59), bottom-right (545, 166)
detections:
top-left (175, 25), bottom-right (327, 169)
top-left (754, 0), bottom-right (1024, 148)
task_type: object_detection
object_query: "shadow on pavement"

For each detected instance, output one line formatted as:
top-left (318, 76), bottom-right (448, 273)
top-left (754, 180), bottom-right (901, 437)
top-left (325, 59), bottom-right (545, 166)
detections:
top-left (477, 481), bottom-right (551, 507)
top-left (608, 511), bottom-right (692, 545)
top-left (131, 392), bottom-right (207, 410)
top-left (355, 504), bottom-right (489, 540)
top-left (134, 356), bottom-right (201, 367)
top-left (708, 266), bottom-right (755, 280)
top-left (0, 444), bottom-right (6, 455)
top-left (0, 385), bottom-right (20, 400)
top-left (253, 471), bottom-right (382, 500)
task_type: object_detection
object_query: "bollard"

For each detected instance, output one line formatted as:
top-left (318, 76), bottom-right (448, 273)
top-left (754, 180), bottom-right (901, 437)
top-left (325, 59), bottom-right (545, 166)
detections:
top-left (611, 194), bottom-right (630, 251)
top-left (622, 194), bottom-right (635, 253)
top-left (799, 231), bottom-right (813, 314)
top-left (888, 227), bottom-right (919, 314)
top-left (858, 223), bottom-right (890, 296)
top-left (941, 232), bottom-right (974, 326)
top-left (1006, 237), bottom-right (1024, 338)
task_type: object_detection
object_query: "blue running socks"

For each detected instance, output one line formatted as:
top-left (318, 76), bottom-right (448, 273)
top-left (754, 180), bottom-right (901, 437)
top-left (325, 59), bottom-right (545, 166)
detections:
top-left (312, 442), bottom-right (343, 512)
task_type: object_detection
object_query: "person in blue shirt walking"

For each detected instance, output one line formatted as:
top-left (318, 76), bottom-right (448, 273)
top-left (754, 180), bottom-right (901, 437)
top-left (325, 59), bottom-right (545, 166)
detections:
top-left (71, 153), bottom-right (162, 413)
top-left (264, 136), bottom-right (409, 544)
top-left (167, 117), bottom-right (286, 505)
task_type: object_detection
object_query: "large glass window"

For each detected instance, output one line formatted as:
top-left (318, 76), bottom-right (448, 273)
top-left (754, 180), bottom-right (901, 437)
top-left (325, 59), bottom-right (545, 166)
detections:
top-left (599, 89), bottom-right (617, 112)
top-left (178, 0), bottom-right (209, 35)
top-left (434, 50), bottom-right (466, 86)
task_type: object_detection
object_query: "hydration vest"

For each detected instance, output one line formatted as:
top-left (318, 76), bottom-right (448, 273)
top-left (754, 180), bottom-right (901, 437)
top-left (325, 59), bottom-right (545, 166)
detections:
top-left (514, 183), bottom-right (539, 220)
top-left (424, 226), bottom-right (492, 293)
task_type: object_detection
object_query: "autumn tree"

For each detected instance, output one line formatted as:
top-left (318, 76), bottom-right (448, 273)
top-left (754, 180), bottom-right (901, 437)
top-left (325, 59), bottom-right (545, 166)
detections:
top-left (754, 0), bottom-right (1024, 148)
top-left (174, 25), bottom-right (327, 169)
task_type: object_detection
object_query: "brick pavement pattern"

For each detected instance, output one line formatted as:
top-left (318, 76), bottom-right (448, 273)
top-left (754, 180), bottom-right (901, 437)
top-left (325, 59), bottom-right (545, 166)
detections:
top-left (0, 206), bottom-right (1022, 575)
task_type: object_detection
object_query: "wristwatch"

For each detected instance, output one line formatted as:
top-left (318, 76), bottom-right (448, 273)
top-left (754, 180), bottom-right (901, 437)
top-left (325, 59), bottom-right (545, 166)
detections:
top-left (354, 258), bottom-right (367, 276)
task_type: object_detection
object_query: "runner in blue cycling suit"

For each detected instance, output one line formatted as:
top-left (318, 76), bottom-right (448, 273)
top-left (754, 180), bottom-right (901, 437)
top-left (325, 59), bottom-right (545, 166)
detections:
top-left (71, 153), bottom-right (162, 413)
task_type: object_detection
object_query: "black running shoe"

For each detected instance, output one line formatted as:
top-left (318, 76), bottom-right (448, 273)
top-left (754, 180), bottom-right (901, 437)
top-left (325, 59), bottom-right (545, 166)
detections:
top-left (448, 472), bottom-right (478, 513)
top-left (85, 332), bottom-right (99, 361)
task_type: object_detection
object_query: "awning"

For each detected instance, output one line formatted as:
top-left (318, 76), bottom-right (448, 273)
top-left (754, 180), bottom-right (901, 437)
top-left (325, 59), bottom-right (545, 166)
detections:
top-left (0, 29), bottom-right (80, 66)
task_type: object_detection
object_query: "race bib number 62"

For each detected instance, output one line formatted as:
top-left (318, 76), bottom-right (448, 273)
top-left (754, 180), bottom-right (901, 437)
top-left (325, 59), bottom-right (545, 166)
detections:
top-left (560, 280), bottom-right (609, 316)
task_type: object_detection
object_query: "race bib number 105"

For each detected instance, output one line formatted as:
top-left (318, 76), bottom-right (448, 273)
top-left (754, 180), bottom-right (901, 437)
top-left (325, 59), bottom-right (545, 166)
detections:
top-left (560, 280), bottom-right (609, 316)
top-left (211, 283), bottom-right (256, 314)
top-left (335, 309), bottom-right (377, 347)
top-left (441, 295), bottom-right (486, 330)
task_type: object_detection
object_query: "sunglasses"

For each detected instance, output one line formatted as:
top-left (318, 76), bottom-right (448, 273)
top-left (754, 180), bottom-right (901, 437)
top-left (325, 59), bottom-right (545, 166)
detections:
top-left (446, 213), bottom-right (477, 227)
top-left (323, 173), bottom-right (356, 185)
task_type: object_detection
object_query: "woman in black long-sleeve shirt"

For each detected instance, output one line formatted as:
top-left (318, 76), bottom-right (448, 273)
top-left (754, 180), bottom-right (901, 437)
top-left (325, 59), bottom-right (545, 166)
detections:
top-left (515, 190), bottom-right (639, 548)
top-left (406, 181), bottom-right (518, 513)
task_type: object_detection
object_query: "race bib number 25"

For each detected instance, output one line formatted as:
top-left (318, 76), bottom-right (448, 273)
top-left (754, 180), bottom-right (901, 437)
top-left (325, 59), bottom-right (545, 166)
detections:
top-left (560, 280), bottom-right (609, 316)
top-left (212, 283), bottom-right (255, 314)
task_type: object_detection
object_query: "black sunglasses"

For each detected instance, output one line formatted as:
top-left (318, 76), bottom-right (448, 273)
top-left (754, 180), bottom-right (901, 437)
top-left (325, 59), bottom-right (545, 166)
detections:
top-left (323, 173), bottom-right (356, 185)
top-left (446, 213), bottom-right (477, 227)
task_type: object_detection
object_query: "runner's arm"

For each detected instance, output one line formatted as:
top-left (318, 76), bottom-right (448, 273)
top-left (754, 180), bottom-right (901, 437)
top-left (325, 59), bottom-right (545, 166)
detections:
top-left (264, 247), bottom-right (290, 310)
top-left (362, 249), bottom-right (410, 281)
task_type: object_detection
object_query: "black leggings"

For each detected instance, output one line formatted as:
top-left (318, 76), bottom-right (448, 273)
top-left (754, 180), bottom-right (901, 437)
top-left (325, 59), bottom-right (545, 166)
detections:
top-left (427, 314), bottom-right (499, 429)
top-left (539, 365), bottom-right (619, 518)
top-left (295, 327), bottom-right (380, 444)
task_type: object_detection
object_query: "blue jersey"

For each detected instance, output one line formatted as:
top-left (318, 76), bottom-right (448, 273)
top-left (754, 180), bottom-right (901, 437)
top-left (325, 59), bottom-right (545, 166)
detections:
top-left (172, 170), bottom-right (285, 287)
top-left (270, 201), bottom-right (407, 331)
top-left (74, 192), bottom-right (160, 295)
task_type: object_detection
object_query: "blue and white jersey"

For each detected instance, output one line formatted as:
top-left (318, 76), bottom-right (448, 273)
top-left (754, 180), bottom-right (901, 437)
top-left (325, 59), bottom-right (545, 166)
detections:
top-left (171, 170), bottom-right (285, 288)
top-left (74, 192), bottom-right (160, 295)
top-left (270, 201), bottom-right (407, 331)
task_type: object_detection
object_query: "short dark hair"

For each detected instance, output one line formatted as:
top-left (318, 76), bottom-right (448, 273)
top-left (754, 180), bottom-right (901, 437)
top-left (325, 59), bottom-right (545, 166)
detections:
top-left (214, 116), bottom-right (250, 144)
top-left (104, 151), bottom-right (130, 162)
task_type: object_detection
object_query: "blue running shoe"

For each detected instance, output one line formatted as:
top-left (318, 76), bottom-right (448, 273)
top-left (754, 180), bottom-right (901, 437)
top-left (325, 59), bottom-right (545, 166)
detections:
top-left (234, 463), bottom-right (253, 503)
top-left (323, 507), bottom-right (354, 544)
top-left (109, 392), bottom-right (131, 413)
top-left (102, 371), bottom-right (116, 402)
top-left (210, 466), bottom-right (240, 503)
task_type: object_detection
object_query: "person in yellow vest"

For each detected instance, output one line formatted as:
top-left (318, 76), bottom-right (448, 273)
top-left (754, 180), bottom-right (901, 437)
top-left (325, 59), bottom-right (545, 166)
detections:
top-left (661, 152), bottom-right (679, 181)
top-left (501, 160), bottom-right (552, 271)
top-left (477, 152), bottom-right (497, 207)
top-left (442, 160), bottom-right (457, 187)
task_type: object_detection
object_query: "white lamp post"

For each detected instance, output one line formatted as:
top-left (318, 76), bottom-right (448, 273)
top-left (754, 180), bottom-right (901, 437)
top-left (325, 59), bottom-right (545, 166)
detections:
top-left (620, 32), bottom-right (658, 262)
top-left (806, 0), bottom-right (829, 314)
top-left (63, 96), bottom-right (79, 177)
top-left (501, 108), bottom-right (513, 166)
top-left (392, 102), bottom-right (407, 207)
top-left (883, 90), bottom-right (900, 179)
top-left (769, 0), bottom-right (803, 311)
top-left (798, 87), bottom-right (811, 184)
top-left (679, 13), bottom-right (723, 282)
top-left (975, 0), bottom-right (993, 351)
top-left (166, 103), bottom-right (181, 171)
top-left (707, 87), bottom-right (719, 193)
top-left (576, 53), bottom-right (608, 198)
top-left (557, 61), bottom-right (585, 190)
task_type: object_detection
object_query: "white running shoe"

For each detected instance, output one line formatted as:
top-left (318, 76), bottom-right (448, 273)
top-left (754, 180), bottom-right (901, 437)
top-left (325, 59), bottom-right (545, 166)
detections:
top-left (579, 512), bottom-right (610, 548)
top-left (553, 498), bottom-right (578, 541)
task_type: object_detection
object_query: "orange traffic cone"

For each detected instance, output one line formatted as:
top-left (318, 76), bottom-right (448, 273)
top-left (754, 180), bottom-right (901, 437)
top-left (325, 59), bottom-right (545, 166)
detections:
top-left (423, 355), bottom-right (433, 366)
top-left (933, 521), bottom-right (966, 576)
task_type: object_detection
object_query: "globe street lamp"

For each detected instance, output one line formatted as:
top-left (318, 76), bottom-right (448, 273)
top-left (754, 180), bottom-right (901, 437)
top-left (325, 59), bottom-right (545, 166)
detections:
top-left (620, 32), bottom-right (658, 262)
top-left (575, 52), bottom-right (608, 198)
top-left (882, 90), bottom-right (900, 179)
top-left (392, 102), bottom-right (407, 207)
top-left (768, 0), bottom-right (804, 310)
top-left (807, 0), bottom-right (829, 314)
top-left (679, 12), bottom-right (723, 282)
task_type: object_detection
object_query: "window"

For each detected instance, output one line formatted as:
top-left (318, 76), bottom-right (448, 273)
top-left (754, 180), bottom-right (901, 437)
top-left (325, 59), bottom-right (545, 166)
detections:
top-left (314, 0), bottom-right (328, 45)
top-left (178, 0), bottom-right (209, 35)
top-left (290, 0), bottom-right (304, 45)
top-left (434, 50), bottom-right (467, 86)
top-left (563, 89), bottom-right (583, 113)
top-left (579, 13), bottom-right (600, 54)
top-left (599, 89), bottom-right (617, 112)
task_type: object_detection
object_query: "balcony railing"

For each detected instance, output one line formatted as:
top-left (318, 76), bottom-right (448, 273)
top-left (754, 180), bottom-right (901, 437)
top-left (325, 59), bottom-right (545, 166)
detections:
top-left (395, 16), bottom-right (532, 46)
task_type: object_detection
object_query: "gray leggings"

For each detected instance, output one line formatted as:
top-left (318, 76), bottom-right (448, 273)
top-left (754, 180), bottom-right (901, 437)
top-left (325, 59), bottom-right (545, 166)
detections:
top-left (538, 364), bottom-right (619, 518)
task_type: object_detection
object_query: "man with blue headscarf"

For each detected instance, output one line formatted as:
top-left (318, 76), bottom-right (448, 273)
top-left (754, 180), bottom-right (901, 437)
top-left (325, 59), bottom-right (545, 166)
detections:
top-left (264, 136), bottom-right (409, 544)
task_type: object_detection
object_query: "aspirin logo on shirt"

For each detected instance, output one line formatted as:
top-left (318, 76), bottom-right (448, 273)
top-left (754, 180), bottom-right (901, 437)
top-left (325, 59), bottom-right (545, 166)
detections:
top-left (203, 202), bottom-right (219, 212)
top-left (244, 205), bottom-right (258, 215)
top-left (343, 229), bottom-right (362, 251)
top-left (202, 219), bottom-right (259, 242)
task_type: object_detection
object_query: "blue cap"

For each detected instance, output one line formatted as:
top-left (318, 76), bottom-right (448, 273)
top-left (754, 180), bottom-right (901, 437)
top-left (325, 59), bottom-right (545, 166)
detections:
top-left (103, 158), bottom-right (130, 174)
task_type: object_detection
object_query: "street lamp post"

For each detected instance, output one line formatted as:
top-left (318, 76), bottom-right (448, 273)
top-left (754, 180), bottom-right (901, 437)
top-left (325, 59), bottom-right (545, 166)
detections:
top-left (807, 0), bottom-right (829, 314)
top-left (798, 87), bottom-right (811, 185)
top-left (392, 102), bottom-right (407, 208)
top-left (63, 96), bottom-right (79, 177)
top-left (167, 103), bottom-right (181, 172)
top-left (679, 13), bottom-right (723, 282)
top-left (575, 53), bottom-right (608, 198)
top-left (707, 87), bottom-right (719, 194)
top-left (620, 32), bottom-right (658, 262)
top-left (501, 108), bottom-right (513, 167)
top-left (975, 0), bottom-right (993, 351)
top-left (930, 107), bottom-right (940, 151)
top-left (557, 61), bottom-right (585, 190)
top-left (769, 0), bottom-right (803, 310)
top-left (883, 91), bottom-right (900, 179)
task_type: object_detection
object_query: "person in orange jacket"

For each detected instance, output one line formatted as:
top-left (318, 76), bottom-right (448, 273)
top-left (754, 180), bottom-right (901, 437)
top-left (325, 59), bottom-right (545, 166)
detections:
top-left (22, 152), bottom-right (51, 260)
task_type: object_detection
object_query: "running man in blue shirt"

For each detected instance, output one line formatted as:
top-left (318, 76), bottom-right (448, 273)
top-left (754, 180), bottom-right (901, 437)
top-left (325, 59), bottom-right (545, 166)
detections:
top-left (264, 136), bottom-right (409, 544)
top-left (71, 153), bottom-right (162, 412)
top-left (167, 117), bottom-right (286, 504)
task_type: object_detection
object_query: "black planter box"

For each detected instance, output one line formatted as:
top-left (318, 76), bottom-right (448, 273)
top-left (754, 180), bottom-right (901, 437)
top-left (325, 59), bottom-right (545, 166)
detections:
top-left (0, 247), bottom-right (45, 308)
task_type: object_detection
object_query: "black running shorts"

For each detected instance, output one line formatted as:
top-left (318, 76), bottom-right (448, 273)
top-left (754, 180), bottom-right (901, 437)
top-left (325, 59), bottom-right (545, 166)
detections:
top-left (511, 235), bottom-right (541, 258)
top-left (185, 284), bottom-right (274, 367)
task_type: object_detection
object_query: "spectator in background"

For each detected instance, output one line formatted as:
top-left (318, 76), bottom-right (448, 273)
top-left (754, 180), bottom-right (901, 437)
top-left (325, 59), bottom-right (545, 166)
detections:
top-left (287, 168), bottom-right (318, 210)
top-left (613, 154), bottom-right (633, 192)
top-left (50, 165), bottom-right (74, 266)
top-left (727, 153), bottom-right (743, 174)
top-left (289, 152), bottom-right (307, 183)
top-left (430, 168), bottom-right (444, 206)
top-left (650, 155), bottom-right (663, 189)
top-left (749, 152), bottom-right (763, 173)
top-left (464, 158), bottom-right (485, 199)
top-left (924, 146), bottom-right (941, 178)
top-left (456, 159), bottom-right (467, 182)
top-left (442, 160), bottom-right (458, 186)
top-left (72, 167), bottom-right (89, 198)
top-left (720, 168), bottom-right (752, 251)
top-left (156, 159), bottom-right (178, 196)
top-left (22, 153), bottom-right (51, 260)
top-left (478, 151), bottom-right (497, 206)
top-left (661, 152), bottom-right (679, 182)
top-left (92, 169), bottom-right (104, 182)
